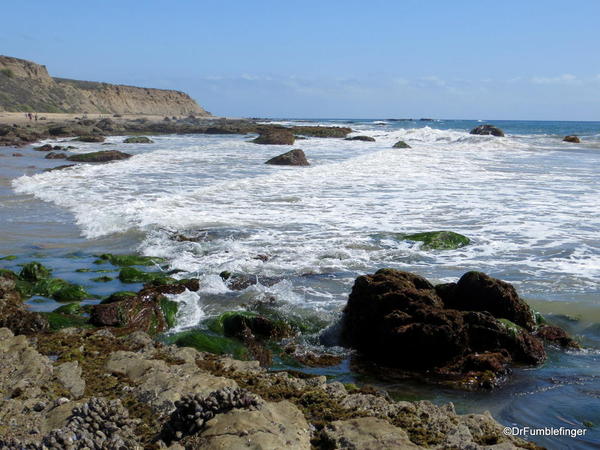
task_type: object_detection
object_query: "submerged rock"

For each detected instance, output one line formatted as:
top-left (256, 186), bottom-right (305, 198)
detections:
top-left (392, 140), bottom-right (411, 148)
top-left (469, 124), bottom-right (505, 137)
top-left (341, 268), bottom-right (573, 389)
top-left (96, 253), bottom-right (165, 266)
top-left (563, 135), bottom-right (581, 143)
top-left (265, 149), bottom-right (309, 166)
top-left (123, 136), bottom-right (153, 143)
top-left (66, 150), bottom-right (132, 162)
top-left (345, 135), bottom-right (375, 142)
top-left (33, 144), bottom-right (53, 151)
top-left (253, 129), bottom-right (295, 145)
top-left (0, 274), bottom-right (49, 334)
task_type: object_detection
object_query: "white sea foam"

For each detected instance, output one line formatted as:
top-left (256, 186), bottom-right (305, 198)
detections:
top-left (12, 126), bottom-right (600, 307)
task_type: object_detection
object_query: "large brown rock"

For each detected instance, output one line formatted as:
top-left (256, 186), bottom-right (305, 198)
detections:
top-left (341, 269), bottom-right (561, 389)
top-left (265, 149), bottom-right (309, 166)
top-left (253, 129), bottom-right (295, 145)
top-left (447, 271), bottom-right (536, 330)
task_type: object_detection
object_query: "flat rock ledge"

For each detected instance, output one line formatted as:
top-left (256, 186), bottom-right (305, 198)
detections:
top-left (0, 326), bottom-right (539, 449)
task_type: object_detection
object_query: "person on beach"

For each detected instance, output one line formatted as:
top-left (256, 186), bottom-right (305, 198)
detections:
top-left (34, 113), bottom-right (38, 121)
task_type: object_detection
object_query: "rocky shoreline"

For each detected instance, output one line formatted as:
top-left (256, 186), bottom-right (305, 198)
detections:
top-left (0, 115), bottom-right (352, 149)
top-left (0, 254), bottom-right (581, 448)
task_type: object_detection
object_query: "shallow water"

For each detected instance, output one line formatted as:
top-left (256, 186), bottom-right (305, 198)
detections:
top-left (3, 119), bottom-right (600, 448)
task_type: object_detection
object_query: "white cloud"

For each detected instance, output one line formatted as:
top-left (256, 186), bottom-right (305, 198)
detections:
top-left (530, 74), bottom-right (580, 85)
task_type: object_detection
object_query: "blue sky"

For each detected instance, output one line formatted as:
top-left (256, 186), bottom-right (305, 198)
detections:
top-left (2, 0), bottom-right (599, 119)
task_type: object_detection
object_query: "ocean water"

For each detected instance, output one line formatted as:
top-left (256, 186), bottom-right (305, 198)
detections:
top-left (2, 119), bottom-right (600, 448)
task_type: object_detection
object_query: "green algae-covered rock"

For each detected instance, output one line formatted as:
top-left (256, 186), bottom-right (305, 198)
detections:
top-left (91, 276), bottom-right (113, 283)
top-left (33, 278), bottom-right (69, 297)
top-left (67, 150), bottom-right (131, 163)
top-left (97, 253), bottom-right (166, 266)
top-left (43, 312), bottom-right (89, 330)
top-left (100, 291), bottom-right (137, 304)
top-left (53, 302), bottom-right (84, 315)
top-left (73, 135), bottom-right (106, 143)
top-left (160, 297), bottom-right (178, 329)
top-left (0, 255), bottom-right (17, 261)
top-left (123, 136), bottom-right (154, 144)
top-left (167, 330), bottom-right (248, 359)
top-left (206, 311), bottom-right (259, 335)
top-left (118, 267), bottom-right (174, 284)
top-left (53, 283), bottom-right (89, 302)
top-left (402, 231), bottom-right (471, 250)
top-left (392, 140), bottom-right (411, 148)
top-left (19, 261), bottom-right (51, 282)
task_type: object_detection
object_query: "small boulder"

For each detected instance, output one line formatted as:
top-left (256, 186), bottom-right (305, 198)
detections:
top-left (67, 150), bottom-right (132, 163)
top-left (45, 152), bottom-right (67, 159)
top-left (393, 140), bottom-right (411, 148)
top-left (252, 129), bottom-right (295, 145)
top-left (563, 135), bottom-right (580, 143)
top-left (265, 149), bottom-right (309, 166)
top-left (33, 144), bottom-right (53, 151)
top-left (123, 136), bottom-right (154, 144)
top-left (73, 135), bottom-right (106, 143)
top-left (469, 124), bottom-right (505, 137)
top-left (345, 135), bottom-right (376, 142)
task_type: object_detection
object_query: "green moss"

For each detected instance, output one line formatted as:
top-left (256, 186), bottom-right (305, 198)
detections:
top-left (534, 310), bottom-right (546, 326)
top-left (100, 291), bottom-right (137, 304)
top-left (33, 278), bottom-right (70, 297)
top-left (166, 330), bottom-right (248, 359)
top-left (97, 253), bottom-right (166, 266)
top-left (15, 279), bottom-right (34, 298)
top-left (400, 231), bottom-right (471, 250)
top-left (19, 261), bottom-right (52, 281)
top-left (43, 312), bottom-right (90, 330)
top-left (0, 255), bottom-right (17, 261)
top-left (206, 311), bottom-right (259, 334)
top-left (159, 297), bottom-right (179, 329)
top-left (75, 268), bottom-right (92, 273)
top-left (499, 318), bottom-right (522, 337)
top-left (53, 303), bottom-right (84, 315)
top-left (251, 304), bottom-right (329, 335)
top-left (73, 135), bottom-right (105, 143)
top-left (392, 140), bottom-right (411, 148)
top-left (118, 267), bottom-right (174, 284)
top-left (583, 420), bottom-right (594, 428)
top-left (91, 276), bottom-right (114, 283)
top-left (53, 283), bottom-right (89, 302)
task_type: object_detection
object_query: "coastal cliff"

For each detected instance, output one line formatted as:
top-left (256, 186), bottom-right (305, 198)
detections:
top-left (0, 55), bottom-right (209, 116)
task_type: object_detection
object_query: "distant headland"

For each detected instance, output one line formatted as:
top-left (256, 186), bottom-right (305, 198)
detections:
top-left (0, 55), bottom-right (209, 116)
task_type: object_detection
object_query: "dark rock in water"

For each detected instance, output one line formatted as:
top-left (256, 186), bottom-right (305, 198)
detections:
top-left (563, 135), bottom-right (580, 143)
top-left (123, 136), bottom-right (153, 143)
top-left (220, 272), bottom-right (282, 290)
top-left (48, 126), bottom-right (73, 136)
top-left (265, 149), bottom-right (309, 166)
top-left (44, 164), bottom-right (77, 172)
top-left (535, 324), bottom-right (580, 348)
top-left (204, 126), bottom-right (241, 134)
top-left (340, 268), bottom-right (569, 389)
top-left (96, 118), bottom-right (117, 131)
top-left (90, 282), bottom-right (180, 333)
top-left (0, 273), bottom-right (49, 334)
top-left (253, 129), bottom-right (295, 145)
top-left (12, 153), bottom-right (23, 157)
top-left (67, 150), bottom-right (132, 162)
top-left (19, 261), bottom-right (51, 282)
top-left (469, 124), bottom-right (505, 137)
top-left (289, 125), bottom-right (352, 138)
top-left (392, 140), bottom-right (411, 148)
top-left (45, 151), bottom-right (67, 159)
top-left (345, 135), bottom-right (375, 142)
top-left (448, 271), bottom-right (536, 330)
top-left (73, 135), bottom-right (105, 143)
top-left (33, 144), bottom-right (53, 151)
